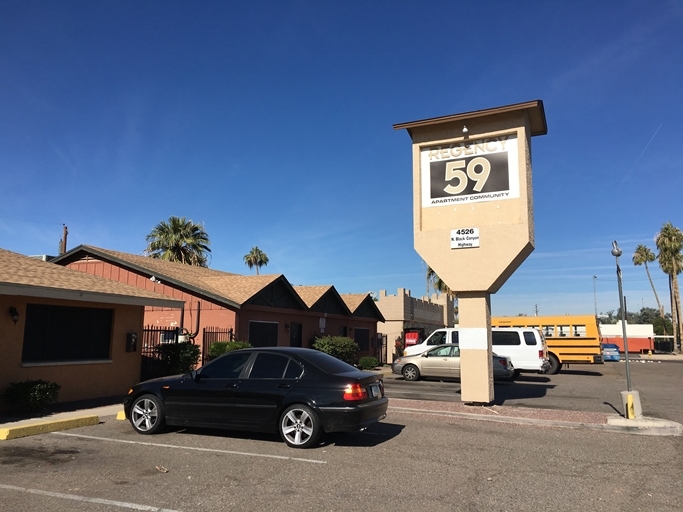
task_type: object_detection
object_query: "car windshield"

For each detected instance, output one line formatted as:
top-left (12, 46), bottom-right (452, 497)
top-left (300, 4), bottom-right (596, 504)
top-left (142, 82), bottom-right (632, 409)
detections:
top-left (302, 350), bottom-right (360, 374)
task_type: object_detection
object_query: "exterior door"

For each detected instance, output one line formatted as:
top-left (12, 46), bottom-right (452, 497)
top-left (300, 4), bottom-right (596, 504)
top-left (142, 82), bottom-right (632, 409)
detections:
top-left (168, 351), bottom-right (252, 426)
top-left (421, 345), bottom-right (457, 378)
top-left (289, 323), bottom-right (302, 347)
top-left (235, 352), bottom-right (302, 426)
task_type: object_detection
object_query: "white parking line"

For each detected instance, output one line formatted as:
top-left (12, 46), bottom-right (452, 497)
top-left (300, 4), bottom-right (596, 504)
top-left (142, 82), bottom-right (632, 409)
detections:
top-left (52, 432), bottom-right (327, 464)
top-left (0, 483), bottom-right (181, 511)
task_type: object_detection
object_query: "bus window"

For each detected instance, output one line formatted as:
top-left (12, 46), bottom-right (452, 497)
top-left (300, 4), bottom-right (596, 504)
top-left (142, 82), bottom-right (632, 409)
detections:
top-left (558, 325), bottom-right (569, 337)
top-left (543, 325), bottom-right (555, 337)
top-left (573, 325), bottom-right (587, 337)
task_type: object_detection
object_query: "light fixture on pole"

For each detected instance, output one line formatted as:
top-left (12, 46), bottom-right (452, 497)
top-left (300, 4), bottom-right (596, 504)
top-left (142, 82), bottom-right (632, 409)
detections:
top-left (611, 240), bottom-right (641, 419)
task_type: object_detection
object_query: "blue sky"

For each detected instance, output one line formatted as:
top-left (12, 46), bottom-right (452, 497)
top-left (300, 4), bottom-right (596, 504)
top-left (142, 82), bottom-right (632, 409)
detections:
top-left (1, 1), bottom-right (682, 317)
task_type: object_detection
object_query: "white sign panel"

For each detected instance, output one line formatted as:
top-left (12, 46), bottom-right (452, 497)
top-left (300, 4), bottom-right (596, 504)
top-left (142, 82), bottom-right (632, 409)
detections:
top-left (451, 228), bottom-right (480, 249)
top-left (420, 134), bottom-right (519, 208)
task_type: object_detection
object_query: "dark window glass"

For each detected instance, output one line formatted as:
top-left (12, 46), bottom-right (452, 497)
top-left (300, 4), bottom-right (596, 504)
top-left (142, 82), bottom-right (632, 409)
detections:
top-left (284, 360), bottom-right (303, 379)
top-left (523, 332), bottom-right (537, 346)
top-left (200, 352), bottom-right (251, 379)
top-left (450, 331), bottom-right (459, 344)
top-left (492, 331), bottom-right (521, 346)
top-left (302, 350), bottom-right (358, 374)
top-left (249, 353), bottom-right (289, 379)
top-left (427, 331), bottom-right (446, 346)
top-left (22, 304), bottom-right (112, 363)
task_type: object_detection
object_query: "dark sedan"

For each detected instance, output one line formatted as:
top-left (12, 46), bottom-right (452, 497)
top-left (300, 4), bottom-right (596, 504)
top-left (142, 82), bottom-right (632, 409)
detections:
top-left (123, 347), bottom-right (388, 448)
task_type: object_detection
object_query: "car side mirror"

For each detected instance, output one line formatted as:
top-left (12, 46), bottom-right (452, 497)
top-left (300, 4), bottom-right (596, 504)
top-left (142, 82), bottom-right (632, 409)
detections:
top-left (191, 370), bottom-right (200, 381)
top-left (421, 353), bottom-right (428, 358)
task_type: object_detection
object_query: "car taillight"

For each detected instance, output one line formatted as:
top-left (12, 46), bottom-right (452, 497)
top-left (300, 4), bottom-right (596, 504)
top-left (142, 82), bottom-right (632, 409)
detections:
top-left (539, 350), bottom-right (544, 359)
top-left (497, 359), bottom-right (508, 368)
top-left (343, 383), bottom-right (368, 401)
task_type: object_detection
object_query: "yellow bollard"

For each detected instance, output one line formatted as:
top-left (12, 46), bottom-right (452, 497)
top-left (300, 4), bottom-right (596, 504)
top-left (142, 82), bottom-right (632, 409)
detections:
top-left (648, 349), bottom-right (652, 358)
top-left (626, 393), bottom-right (635, 419)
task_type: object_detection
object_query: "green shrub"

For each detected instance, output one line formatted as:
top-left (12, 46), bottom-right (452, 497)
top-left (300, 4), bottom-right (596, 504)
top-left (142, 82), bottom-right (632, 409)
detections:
top-left (358, 356), bottom-right (379, 370)
top-left (156, 342), bottom-right (201, 374)
top-left (5, 379), bottom-right (61, 413)
top-left (312, 336), bottom-right (359, 364)
top-left (207, 341), bottom-right (251, 360)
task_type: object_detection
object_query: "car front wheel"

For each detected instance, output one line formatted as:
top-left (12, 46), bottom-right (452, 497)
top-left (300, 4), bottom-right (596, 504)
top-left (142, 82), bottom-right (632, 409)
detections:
top-left (280, 404), bottom-right (321, 449)
top-left (402, 364), bottom-right (420, 381)
top-left (130, 394), bottom-right (165, 435)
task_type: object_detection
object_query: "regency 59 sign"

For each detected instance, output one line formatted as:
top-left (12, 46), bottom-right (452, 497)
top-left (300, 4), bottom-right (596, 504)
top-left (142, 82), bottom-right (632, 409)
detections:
top-left (420, 134), bottom-right (520, 208)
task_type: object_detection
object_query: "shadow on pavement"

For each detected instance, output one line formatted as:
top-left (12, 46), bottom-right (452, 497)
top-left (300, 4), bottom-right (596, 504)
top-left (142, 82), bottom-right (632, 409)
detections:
top-left (325, 422), bottom-right (404, 447)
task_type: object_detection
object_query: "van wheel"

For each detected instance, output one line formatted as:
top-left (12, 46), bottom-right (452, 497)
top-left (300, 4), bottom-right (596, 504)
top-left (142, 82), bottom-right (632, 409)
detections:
top-left (548, 354), bottom-right (561, 375)
top-left (402, 364), bottom-right (420, 381)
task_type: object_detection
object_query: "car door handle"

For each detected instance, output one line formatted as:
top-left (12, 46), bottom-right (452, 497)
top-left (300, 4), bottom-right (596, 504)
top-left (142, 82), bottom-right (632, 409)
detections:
top-left (278, 384), bottom-right (291, 389)
top-left (225, 383), bottom-right (238, 389)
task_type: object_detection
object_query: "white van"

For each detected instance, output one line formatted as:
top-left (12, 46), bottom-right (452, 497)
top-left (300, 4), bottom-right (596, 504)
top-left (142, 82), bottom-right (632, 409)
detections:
top-left (402, 327), bottom-right (550, 376)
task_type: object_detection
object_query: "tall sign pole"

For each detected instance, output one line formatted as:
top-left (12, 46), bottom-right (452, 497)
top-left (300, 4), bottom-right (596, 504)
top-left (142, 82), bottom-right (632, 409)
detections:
top-left (395, 101), bottom-right (547, 403)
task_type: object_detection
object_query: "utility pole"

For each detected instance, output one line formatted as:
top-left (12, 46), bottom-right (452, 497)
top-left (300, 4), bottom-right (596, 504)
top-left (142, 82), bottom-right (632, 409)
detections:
top-left (59, 224), bottom-right (68, 255)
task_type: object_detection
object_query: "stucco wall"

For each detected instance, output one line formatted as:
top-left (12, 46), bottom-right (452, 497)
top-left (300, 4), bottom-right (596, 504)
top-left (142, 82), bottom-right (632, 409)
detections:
top-left (0, 295), bottom-right (144, 407)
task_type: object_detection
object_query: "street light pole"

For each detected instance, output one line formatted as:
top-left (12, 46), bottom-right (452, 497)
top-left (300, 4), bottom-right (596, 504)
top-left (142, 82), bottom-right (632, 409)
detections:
top-left (593, 275), bottom-right (598, 318)
top-left (611, 241), bottom-right (632, 392)
top-left (612, 241), bottom-right (642, 420)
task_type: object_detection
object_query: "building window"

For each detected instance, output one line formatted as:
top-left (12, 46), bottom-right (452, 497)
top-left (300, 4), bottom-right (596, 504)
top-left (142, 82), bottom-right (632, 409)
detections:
top-left (22, 304), bottom-right (113, 363)
top-left (248, 321), bottom-right (278, 347)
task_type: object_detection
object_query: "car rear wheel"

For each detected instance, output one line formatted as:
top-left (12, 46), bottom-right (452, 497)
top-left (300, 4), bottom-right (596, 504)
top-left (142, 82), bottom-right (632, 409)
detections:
top-left (402, 364), bottom-right (420, 381)
top-left (548, 354), bottom-right (561, 375)
top-left (130, 394), bottom-right (165, 435)
top-left (280, 404), bottom-right (321, 449)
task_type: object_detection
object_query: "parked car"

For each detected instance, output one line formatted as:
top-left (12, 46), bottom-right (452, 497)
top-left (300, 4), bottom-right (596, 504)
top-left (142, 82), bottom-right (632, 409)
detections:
top-left (402, 327), bottom-right (549, 376)
top-left (391, 344), bottom-right (515, 381)
top-left (602, 343), bottom-right (621, 362)
top-left (123, 347), bottom-right (388, 449)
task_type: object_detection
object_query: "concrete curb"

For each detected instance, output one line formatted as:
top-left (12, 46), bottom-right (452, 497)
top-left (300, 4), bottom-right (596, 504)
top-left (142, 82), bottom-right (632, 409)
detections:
top-left (0, 415), bottom-right (100, 441)
top-left (605, 416), bottom-right (683, 436)
top-left (389, 405), bottom-right (683, 436)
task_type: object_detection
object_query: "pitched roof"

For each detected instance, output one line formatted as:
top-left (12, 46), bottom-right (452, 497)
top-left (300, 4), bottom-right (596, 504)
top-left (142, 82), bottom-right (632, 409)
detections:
top-left (340, 293), bottom-right (386, 322)
top-left (293, 285), bottom-right (352, 315)
top-left (0, 248), bottom-right (183, 307)
top-left (53, 245), bottom-right (306, 309)
top-left (292, 285), bottom-right (334, 307)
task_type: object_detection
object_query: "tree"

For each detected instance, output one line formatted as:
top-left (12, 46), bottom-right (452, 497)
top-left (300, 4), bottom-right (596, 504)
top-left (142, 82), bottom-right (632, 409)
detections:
top-left (426, 265), bottom-right (458, 323)
top-left (426, 266), bottom-right (455, 298)
top-left (144, 216), bottom-right (211, 267)
top-left (655, 222), bottom-right (683, 353)
top-left (632, 244), bottom-right (667, 334)
top-left (243, 246), bottom-right (269, 275)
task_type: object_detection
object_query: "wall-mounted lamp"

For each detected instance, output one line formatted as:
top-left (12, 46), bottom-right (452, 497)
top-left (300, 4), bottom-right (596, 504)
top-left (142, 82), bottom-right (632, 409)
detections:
top-left (462, 125), bottom-right (468, 134)
top-left (285, 323), bottom-right (290, 331)
top-left (9, 306), bottom-right (19, 325)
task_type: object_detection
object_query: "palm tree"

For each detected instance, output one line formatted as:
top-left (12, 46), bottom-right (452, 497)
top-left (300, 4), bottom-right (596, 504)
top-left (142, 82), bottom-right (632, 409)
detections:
top-left (655, 222), bottom-right (683, 353)
top-left (426, 266), bottom-right (455, 298)
top-left (144, 216), bottom-right (211, 267)
top-left (632, 244), bottom-right (667, 334)
top-left (244, 246), bottom-right (269, 275)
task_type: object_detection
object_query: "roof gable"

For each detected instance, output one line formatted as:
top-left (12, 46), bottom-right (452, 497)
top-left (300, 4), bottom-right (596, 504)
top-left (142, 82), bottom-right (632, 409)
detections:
top-left (293, 285), bottom-right (351, 315)
top-left (340, 293), bottom-right (386, 322)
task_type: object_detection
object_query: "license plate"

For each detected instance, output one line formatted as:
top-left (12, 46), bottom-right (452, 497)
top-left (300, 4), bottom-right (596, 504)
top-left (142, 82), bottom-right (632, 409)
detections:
top-left (370, 384), bottom-right (380, 397)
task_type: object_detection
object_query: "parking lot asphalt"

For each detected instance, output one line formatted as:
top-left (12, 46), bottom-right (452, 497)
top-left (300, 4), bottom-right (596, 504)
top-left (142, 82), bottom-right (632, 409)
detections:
top-left (2, 353), bottom-right (682, 441)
